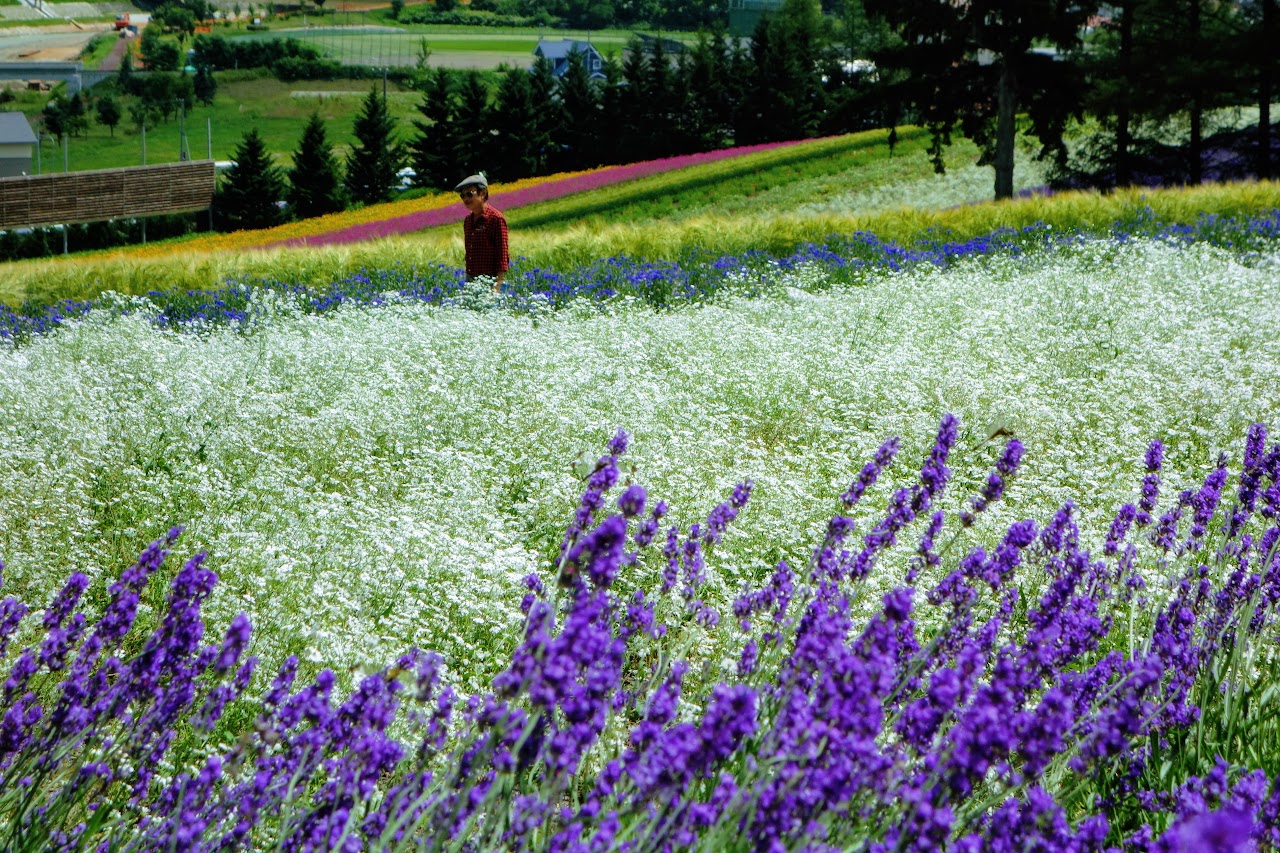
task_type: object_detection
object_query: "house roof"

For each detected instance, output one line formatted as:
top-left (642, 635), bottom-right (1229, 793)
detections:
top-left (534, 39), bottom-right (600, 61)
top-left (0, 112), bottom-right (37, 146)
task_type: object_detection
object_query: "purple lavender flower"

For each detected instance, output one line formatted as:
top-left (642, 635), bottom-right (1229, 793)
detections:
top-left (1135, 439), bottom-right (1165, 527)
top-left (842, 437), bottom-right (900, 508)
top-left (617, 484), bottom-right (647, 518)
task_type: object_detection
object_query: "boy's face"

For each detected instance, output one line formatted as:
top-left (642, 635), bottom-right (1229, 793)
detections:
top-left (460, 186), bottom-right (486, 213)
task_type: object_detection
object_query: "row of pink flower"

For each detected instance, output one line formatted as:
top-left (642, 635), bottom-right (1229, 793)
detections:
top-left (263, 139), bottom-right (812, 250)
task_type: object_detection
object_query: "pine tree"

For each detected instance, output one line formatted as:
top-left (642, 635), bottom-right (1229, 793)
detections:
top-left (597, 51), bottom-right (626, 165)
top-left (866, 0), bottom-right (1097, 198)
top-left (344, 86), bottom-right (401, 206)
top-left (409, 66), bottom-right (459, 191)
top-left (287, 112), bottom-right (347, 220)
top-left (555, 47), bottom-right (601, 172)
top-left (617, 38), bottom-right (653, 161)
top-left (491, 68), bottom-right (540, 181)
top-left (527, 54), bottom-right (560, 176)
top-left (452, 71), bottom-right (493, 180)
top-left (117, 48), bottom-right (137, 95)
top-left (216, 127), bottom-right (287, 231)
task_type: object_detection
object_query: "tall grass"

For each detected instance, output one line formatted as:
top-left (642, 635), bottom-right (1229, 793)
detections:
top-left (4, 178), bottom-right (1279, 309)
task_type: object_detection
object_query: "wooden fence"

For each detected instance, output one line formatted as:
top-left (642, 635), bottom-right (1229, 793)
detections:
top-left (0, 161), bottom-right (216, 230)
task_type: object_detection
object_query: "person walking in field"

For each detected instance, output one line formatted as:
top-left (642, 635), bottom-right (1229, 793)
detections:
top-left (456, 173), bottom-right (509, 293)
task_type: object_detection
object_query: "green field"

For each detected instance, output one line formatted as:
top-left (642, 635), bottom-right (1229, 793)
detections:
top-left (23, 72), bottom-right (424, 174)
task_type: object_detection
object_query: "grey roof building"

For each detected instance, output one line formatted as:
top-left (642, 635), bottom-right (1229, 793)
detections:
top-left (0, 112), bottom-right (38, 179)
top-left (533, 39), bottom-right (606, 80)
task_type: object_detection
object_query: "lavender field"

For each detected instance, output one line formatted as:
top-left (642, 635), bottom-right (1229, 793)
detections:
top-left (1, 216), bottom-right (1279, 849)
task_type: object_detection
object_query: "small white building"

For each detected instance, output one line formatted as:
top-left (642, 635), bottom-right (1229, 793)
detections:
top-left (0, 112), bottom-right (38, 178)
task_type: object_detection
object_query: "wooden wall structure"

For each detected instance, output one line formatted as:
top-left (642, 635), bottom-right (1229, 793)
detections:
top-left (0, 161), bottom-right (216, 230)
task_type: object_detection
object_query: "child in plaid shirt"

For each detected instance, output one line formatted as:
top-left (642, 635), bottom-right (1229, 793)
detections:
top-left (455, 173), bottom-right (509, 293)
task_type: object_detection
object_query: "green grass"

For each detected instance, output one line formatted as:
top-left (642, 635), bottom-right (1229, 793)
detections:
top-left (219, 18), bottom-right (683, 66)
top-left (78, 33), bottom-right (119, 68)
top-left (18, 71), bottom-right (425, 174)
top-left (500, 128), bottom-right (950, 232)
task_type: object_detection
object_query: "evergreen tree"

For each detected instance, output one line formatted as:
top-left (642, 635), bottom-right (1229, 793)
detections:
top-left (452, 71), bottom-right (493, 179)
top-left (287, 112), bottom-right (347, 219)
top-left (866, 0), bottom-right (1097, 199)
top-left (344, 86), bottom-right (401, 206)
top-left (1246, 0), bottom-right (1277, 178)
top-left (409, 66), bottom-right (459, 190)
top-left (685, 31), bottom-right (734, 150)
top-left (617, 38), bottom-right (653, 162)
top-left (1075, 0), bottom-right (1245, 186)
top-left (555, 47), bottom-right (601, 172)
top-left (527, 54), bottom-right (560, 176)
top-left (491, 68), bottom-right (541, 181)
top-left (216, 127), bottom-right (287, 231)
top-left (736, 16), bottom-right (777, 145)
top-left (644, 38), bottom-right (678, 157)
top-left (63, 92), bottom-right (89, 138)
top-left (117, 48), bottom-right (137, 95)
top-left (597, 51), bottom-right (626, 165)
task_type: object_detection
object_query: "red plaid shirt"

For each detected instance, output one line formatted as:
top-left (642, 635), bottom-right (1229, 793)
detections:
top-left (463, 204), bottom-right (510, 279)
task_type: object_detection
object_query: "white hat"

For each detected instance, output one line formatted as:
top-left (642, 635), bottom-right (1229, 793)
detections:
top-left (454, 173), bottom-right (488, 191)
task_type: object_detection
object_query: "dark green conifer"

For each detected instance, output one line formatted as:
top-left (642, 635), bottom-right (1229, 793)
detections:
top-left (287, 112), bottom-right (347, 220)
top-left (344, 86), bottom-right (401, 206)
top-left (216, 127), bottom-right (287, 231)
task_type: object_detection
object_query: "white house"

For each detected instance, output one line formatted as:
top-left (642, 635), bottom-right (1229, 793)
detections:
top-left (0, 112), bottom-right (37, 178)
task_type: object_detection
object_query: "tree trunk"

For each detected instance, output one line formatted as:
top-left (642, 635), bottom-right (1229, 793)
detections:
top-left (994, 58), bottom-right (1017, 200)
top-left (1116, 0), bottom-right (1134, 186)
top-left (1261, 0), bottom-right (1275, 180)
top-left (1188, 0), bottom-right (1203, 184)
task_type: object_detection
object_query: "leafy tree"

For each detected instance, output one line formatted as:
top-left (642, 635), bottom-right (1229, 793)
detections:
top-left (140, 24), bottom-right (181, 71)
top-left (154, 2), bottom-right (197, 38)
top-left (866, 0), bottom-right (1097, 199)
top-left (96, 93), bottom-right (122, 136)
top-left (193, 65), bottom-right (218, 105)
top-left (40, 96), bottom-right (65, 139)
top-left (389, 0), bottom-right (404, 19)
top-left (312, 0), bottom-right (326, 15)
top-left (409, 66), bottom-right (459, 190)
top-left (287, 112), bottom-right (347, 219)
top-left (216, 127), bottom-right (287, 231)
top-left (344, 86), bottom-right (401, 205)
top-left (63, 92), bottom-right (89, 138)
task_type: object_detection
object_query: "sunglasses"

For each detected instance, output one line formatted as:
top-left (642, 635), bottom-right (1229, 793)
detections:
top-left (459, 188), bottom-right (483, 199)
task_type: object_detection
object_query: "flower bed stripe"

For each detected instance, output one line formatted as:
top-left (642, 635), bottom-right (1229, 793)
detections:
top-left (260, 140), bottom-right (813, 250)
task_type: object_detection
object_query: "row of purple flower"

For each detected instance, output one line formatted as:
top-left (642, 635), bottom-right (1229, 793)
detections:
top-left (2, 206), bottom-right (1277, 342)
top-left (3, 414), bottom-right (1280, 850)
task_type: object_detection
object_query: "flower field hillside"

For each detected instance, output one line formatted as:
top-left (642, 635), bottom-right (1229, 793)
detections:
top-left (0, 167), bottom-right (1279, 847)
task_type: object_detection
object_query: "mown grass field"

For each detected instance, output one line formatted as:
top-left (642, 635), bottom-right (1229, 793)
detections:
top-left (15, 71), bottom-right (425, 174)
